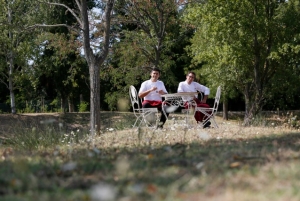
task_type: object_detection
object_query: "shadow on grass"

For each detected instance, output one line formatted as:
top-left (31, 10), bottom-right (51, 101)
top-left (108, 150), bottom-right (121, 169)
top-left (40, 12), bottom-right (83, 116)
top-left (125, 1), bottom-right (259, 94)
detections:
top-left (1, 127), bottom-right (300, 200)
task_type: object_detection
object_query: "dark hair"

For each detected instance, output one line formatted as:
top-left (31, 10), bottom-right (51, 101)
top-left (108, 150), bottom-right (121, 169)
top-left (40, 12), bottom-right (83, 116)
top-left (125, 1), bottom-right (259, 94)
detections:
top-left (151, 67), bottom-right (161, 73)
top-left (187, 71), bottom-right (196, 77)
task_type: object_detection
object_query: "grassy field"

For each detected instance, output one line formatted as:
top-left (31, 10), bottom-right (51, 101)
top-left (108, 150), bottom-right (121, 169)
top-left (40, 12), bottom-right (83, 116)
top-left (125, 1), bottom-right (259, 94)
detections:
top-left (1, 111), bottom-right (300, 201)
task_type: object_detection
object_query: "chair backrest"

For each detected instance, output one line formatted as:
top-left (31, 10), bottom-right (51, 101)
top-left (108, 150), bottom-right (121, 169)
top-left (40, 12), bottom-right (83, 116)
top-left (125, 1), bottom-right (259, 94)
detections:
top-left (129, 85), bottom-right (141, 115)
top-left (212, 86), bottom-right (221, 112)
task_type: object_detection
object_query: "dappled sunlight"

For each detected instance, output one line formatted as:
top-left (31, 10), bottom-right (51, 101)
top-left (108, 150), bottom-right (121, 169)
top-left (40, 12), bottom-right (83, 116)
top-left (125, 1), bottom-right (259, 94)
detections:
top-left (1, 113), bottom-right (300, 200)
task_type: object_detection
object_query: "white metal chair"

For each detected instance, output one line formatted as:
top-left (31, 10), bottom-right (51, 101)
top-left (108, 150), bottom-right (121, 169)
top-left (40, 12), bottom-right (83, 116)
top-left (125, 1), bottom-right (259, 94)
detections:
top-left (195, 86), bottom-right (221, 128)
top-left (129, 85), bottom-right (159, 128)
top-left (181, 92), bottom-right (202, 125)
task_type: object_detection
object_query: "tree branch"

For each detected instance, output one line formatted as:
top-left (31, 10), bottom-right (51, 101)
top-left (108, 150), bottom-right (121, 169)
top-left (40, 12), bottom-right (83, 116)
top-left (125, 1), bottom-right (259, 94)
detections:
top-left (38, 1), bottom-right (83, 28)
top-left (75, 0), bottom-right (82, 13)
top-left (26, 24), bottom-right (81, 33)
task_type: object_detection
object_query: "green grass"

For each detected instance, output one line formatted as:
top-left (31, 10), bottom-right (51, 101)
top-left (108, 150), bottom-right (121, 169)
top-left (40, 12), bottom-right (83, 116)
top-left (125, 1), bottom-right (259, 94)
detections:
top-left (1, 112), bottom-right (300, 200)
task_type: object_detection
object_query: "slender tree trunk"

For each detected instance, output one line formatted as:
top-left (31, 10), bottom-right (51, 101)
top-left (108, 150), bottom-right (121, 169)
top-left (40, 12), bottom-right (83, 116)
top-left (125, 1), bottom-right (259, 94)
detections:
top-left (79, 0), bottom-right (114, 135)
top-left (223, 100), bottom-right (228, 120)
top-left (80, 94), bottom-right (84, 103)
top-left (8, 7), bottom-right (16, 114)
top-left (8, 63), bottom-right (16, 114)
top-left (68, 97), bottom-right (74, 112)
top-left (41, 97), bottom-right (45, 112)
top-left (60, 98), bottom-right (63, 112)
top-left (61, 97), bottom-right (67, 113)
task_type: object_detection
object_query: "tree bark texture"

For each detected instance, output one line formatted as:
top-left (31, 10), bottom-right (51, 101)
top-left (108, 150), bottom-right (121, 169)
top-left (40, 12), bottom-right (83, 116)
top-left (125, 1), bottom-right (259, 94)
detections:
top-left (79, 0), bottom-right (114, 135)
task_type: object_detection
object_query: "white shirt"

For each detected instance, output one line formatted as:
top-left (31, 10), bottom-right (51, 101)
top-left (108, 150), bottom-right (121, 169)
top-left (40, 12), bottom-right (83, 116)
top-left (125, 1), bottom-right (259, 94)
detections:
top-left (177, 81), bottom-right (210, 101)
top-left (139, 80), bottom-right (168, 101)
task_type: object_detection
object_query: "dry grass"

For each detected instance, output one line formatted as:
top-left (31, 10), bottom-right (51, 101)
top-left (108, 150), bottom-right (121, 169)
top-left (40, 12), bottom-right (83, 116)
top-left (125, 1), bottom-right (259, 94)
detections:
top-left (1, 112), bottom-right (300, 201)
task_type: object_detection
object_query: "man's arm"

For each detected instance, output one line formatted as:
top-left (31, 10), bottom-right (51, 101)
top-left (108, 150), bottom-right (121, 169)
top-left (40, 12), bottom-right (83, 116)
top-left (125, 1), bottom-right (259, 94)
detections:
top-left (139, 87), bottom-right (156, 98)
top-left (177, 82), bottom-right (184, 92)
top-left (202, 95), bottom-right (208, 103)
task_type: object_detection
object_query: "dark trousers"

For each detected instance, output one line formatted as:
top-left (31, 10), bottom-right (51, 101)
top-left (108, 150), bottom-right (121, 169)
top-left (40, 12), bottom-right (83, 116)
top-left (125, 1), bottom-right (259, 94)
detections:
top-left (142, 102), bottom-right (169, 125)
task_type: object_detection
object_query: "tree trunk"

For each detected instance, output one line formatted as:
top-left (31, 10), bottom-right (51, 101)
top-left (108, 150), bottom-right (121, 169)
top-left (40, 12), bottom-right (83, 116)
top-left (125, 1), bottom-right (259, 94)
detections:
top-left (223, 100), bottom-right (228, 120)
top-left (61, 97), bottom-right (67, 113)
top-left (79, 0), bottom-right (114, 135)
top-left (8, 59), bottom-right (16, 114)
top-left (41, 97), bottom-right (45, 112)
top-left (61, 98), bottom-right (63, 112)
top-left (80, 94), bottom-right (84, 103)
top-left (89, 62), bottom-right (101, 135)
top-left (68, 97), bottom-right (74, 112)
top-left (243, 87), bottom-right (263, 126)
top-left (243, 28), bottom-right (265, 126)
top-left (8, 6), bottom-right (16, 114)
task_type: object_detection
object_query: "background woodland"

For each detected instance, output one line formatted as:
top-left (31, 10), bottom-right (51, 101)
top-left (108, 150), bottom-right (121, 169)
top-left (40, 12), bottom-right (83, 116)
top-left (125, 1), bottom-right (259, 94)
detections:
top-left (1, 0), bottom-right (300, 127)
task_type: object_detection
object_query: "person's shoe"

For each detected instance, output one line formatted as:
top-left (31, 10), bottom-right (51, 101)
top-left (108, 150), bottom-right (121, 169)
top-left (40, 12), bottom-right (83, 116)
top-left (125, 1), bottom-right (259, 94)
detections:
top-left (156, 122), bottom-right (164, 130)
top-left (156, 125), bottom-right (163, 130)
top-left (203, 121), bottom-right (211, 128)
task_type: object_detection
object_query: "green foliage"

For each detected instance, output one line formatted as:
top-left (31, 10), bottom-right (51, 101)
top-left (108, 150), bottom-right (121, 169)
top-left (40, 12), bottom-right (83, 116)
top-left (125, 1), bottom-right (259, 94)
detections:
top-left (103, 0), bottom-right (191, 110)
top-left (0, 1), bottom-right (36, 113)
top-left (49, 98), bottom-right (61, 112)
top-left (183, 0), bottom-right (300, 123)
top-left (21, 102), bottom-right (35, 113)
top-left (78, 101), bottom-right (89, 112)
top-left (282, 111), bottom-right (300, 129)
top-left (104, 91), bottom-right (121, 111)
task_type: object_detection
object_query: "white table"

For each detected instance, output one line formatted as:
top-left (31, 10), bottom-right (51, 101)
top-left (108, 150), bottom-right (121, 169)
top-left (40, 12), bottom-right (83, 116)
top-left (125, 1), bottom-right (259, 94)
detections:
top-left (161, 92), bottom-right (198, 126)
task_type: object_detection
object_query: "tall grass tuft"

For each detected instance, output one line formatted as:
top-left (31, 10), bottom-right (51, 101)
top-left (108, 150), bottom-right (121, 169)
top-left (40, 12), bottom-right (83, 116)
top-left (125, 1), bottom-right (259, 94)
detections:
top-left (5, 119), bottom-right (87, 150)
top-left (249, 114), bottom-right (268, 127)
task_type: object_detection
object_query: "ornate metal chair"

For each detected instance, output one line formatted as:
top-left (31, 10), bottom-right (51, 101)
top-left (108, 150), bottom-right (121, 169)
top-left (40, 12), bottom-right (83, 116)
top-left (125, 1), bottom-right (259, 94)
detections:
top-left (195, 86), bottom-right (221, 128)
top-left (129, 85), bottom-right (159, 128)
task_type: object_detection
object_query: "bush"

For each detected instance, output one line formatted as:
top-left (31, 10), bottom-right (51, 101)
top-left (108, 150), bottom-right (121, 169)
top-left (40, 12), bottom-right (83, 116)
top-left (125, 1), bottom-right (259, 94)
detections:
top-left (78, 101), bottom-right (89, 112)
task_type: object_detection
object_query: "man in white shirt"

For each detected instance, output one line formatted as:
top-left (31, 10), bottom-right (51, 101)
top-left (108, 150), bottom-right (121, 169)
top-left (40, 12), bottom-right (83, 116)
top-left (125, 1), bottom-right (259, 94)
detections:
top-left (139, 68), bottom-right (169, 128)
top-left (177, 71), bottom-right (211, 128)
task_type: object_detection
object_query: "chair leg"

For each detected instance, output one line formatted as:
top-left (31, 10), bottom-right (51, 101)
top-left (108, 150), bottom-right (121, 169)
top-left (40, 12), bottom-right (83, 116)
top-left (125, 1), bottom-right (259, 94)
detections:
top-left (133, 116), bottom-right (142, 127)
top-left (209, 117), bottom-right (219, 128)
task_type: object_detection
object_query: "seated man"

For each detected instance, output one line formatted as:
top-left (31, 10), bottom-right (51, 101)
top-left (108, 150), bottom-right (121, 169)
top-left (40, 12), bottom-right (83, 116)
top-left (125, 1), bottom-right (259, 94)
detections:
top-left (138, 67), bottom-right (169, 128)
top-left (177, 71), bottom-right (211, 128)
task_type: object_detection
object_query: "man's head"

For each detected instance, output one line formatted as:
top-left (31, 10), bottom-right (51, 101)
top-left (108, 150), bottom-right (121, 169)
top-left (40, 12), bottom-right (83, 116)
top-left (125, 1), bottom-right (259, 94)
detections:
top-left (186, 71), bottom-right (196, 84)
top-left (150, 67), bottom-right (161, 81)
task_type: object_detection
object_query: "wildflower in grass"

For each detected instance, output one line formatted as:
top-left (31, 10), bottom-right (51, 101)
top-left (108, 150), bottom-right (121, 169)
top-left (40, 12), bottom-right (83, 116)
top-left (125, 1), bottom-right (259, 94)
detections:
top-left (40, 118), bottom-right (56, 124)
top-left (196, 162), bottom-right (204, 169)
top-left (127, 183), bottom-right (144, 194)
top-left (61, 161), bottom-right (77, 172)
top-left (53, 150), bottom-right (59, 156)
top-left (198, 132), bottom-right (210, 141)
top-left (93, 147), bottom-right (100, 154)
top-left (107, 128), bottom-right (114, 131)
top-left (87, 151), bottom-right (94, 157)
top-left (90, 182), bottom-right (116, 201)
